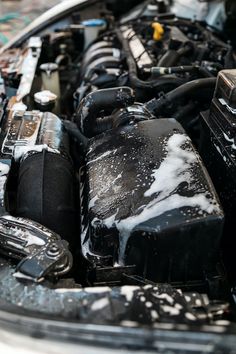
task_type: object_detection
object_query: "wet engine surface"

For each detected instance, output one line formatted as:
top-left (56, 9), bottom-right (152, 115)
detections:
top-left (0, 0), bottom-right (236, 335)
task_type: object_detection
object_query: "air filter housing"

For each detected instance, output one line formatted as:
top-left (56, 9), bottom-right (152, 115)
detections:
top-left (82, 118), bottom-right (224, 283)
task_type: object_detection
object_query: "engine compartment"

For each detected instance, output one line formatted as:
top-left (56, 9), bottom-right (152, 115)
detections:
top-left (1, 0), bottom-right (236, 330)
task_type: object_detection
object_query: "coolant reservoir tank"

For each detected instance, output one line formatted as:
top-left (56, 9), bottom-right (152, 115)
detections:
top-left (82, 19), bottom-right (106, 49)
top-left (40, 63), bottom-right (60, 98)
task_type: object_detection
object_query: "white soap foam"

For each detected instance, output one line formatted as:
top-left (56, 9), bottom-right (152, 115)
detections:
top-left (85, 287), bottom-right (111, 293)
top-left (153, 293), bottom-right (174, 304)
top-left (144, 134), bottom-right (195, 198)
top-left (14, 144), bottom-right (59, 161)
top-left (55, 288), bottom-right (82, 294)
top-left (151, 310), bottom-right (159, 320)
top-left (91, 297), bottom-right (109, 311)
top-left (0, 162), bottom-right (10, 176)
top-left (25, 232), bottom-right (45, 246)
top-left (162, 305), bottom-right (180, 316)
top-left (100, 133), bottom-right (221, 264)
top-left (120, 286), bottom-right (139, 302)
top-left (0, 162), bottom-right (10, 200)
top-left (185, 312), bottom-right (196, 321)
top-left (89, 195), bottom-right (99, 209)
top-left (223, 132), bottom-right (236, 150)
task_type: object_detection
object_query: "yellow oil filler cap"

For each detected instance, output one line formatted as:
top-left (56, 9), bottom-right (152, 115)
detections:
top-left (152, 22), bottom-right (164, 41)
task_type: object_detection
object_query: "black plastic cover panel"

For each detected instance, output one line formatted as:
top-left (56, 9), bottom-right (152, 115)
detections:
top-left (83, 119), bottom-right (224, 282)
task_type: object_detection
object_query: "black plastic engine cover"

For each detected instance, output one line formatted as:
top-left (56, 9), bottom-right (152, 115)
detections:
top-left (82, 119), bottom-right (224, 283)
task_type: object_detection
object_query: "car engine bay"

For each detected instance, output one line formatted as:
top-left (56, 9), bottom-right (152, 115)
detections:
top-left (1, 0), bottom-right (236, 331)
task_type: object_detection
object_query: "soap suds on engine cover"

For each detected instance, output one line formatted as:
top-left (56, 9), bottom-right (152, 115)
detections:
top-left (82, 119), bottom-right (224, 283)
